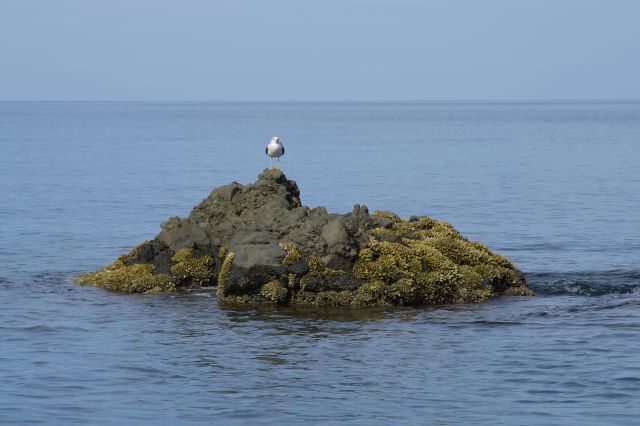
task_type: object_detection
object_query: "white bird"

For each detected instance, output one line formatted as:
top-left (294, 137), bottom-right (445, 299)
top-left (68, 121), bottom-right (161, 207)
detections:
top-left (265, 136), bottom-right (285, 168)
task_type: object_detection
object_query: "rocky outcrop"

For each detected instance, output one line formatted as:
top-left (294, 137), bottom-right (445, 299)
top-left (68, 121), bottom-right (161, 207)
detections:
top-left (76, 168), bottom-right (532, 305)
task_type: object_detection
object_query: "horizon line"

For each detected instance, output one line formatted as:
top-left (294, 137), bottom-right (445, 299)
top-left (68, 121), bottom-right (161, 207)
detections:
top-left (2, 98), bottom-right (640, 104)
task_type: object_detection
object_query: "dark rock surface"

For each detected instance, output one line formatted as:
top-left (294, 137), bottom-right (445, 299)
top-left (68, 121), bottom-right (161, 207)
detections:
top-left (76, 168), bottom-right (532, 306)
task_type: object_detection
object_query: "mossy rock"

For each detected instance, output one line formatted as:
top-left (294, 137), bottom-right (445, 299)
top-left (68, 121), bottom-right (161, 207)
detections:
top-left (75, 169), bottom-right (532, 306)
top-left (260, 280), bottom-right (289, 304)
top-left (170, 248), bottom-right (213, 284)
top-left (347, 215), bottom-right (531, 306)
top-left (75, 252), bottom-right (175, 294)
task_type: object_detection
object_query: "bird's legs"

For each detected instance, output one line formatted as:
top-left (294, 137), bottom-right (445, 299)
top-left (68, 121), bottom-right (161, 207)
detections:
top-left (271, 156), bottom-right (279, 169)
top-left (270, 156), bottom-right (280, 169)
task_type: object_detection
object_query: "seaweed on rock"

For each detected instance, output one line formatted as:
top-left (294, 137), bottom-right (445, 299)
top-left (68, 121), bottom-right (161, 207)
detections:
top-left (170, 248), bottom-right (213, 284)
top-left (279, 242), bottom-right (302, 265)
top-left (260, 280), bottom-right (289, 304)
top-left (216, 251), bottom-right (235, 297)
top-left (75, 168), bottom-right (532, 306)
top-left (75, 249), bottom-right (174, 294)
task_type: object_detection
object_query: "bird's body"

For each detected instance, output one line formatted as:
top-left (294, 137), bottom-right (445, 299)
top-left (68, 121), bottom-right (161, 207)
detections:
top-left (265, 137), bottom-right (284, 168)
top-left (266, 141), bottom-right (284, 157)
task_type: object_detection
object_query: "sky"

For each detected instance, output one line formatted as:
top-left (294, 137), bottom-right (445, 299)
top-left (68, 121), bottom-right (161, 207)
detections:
top-left (1, 0), bottom-right (639, 101)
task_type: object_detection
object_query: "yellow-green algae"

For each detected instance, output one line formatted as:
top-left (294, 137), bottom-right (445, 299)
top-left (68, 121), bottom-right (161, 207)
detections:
top-left (260, 280), bottom-right (289, 304)
top-left (348, 212), bottom-right (531, 305)
top-left (170, 248), bottom-right (213, 283)
top-left (216, 251), bottom-right (235, 297)
top-left (217, 245), bottom-right (229, 261)
top-left (279, 242), bottom-right (302, 265)
top-left (292, 290), bottom-right (354, 307)
top-left (74, 248), bottom-right (174, 294)
top-left (299, 256), bottom-right (344, 291)
top-left (287, 273), bottom-right (297, 289)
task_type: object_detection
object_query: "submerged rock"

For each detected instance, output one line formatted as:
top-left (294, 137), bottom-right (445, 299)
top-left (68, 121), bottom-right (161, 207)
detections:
top-left (76, 169), bottom-right (532, 305)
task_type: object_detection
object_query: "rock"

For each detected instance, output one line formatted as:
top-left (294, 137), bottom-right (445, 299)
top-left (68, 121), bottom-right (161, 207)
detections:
top-left (75, 168), bottom-right (533, 306)
top-left (159, 219), bottom-right (209, 250)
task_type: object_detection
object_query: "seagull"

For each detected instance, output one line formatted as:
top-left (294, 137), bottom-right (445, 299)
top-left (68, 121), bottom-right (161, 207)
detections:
top-left (265, 136), bottom-right (285, 168)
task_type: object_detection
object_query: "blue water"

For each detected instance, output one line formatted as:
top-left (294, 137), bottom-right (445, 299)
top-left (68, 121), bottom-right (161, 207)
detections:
top-left (1, 101), bottom-right (639, 425)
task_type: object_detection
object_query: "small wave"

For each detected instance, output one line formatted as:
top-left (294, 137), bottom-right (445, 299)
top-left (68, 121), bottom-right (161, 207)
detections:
top-left (0, 324), bottom-right (89, 333)
top-left (568, 299), bottom-right (640, 312)
top-left (526, 270), bottom-right (640, 296)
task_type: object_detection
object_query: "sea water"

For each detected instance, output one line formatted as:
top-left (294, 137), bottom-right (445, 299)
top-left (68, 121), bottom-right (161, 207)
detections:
top-left (1, 101), bottom-right (639, 425)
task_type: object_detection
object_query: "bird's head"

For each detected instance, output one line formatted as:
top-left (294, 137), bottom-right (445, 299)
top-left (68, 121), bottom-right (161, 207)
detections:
top-left (270, 137), bottom-right (281, 144)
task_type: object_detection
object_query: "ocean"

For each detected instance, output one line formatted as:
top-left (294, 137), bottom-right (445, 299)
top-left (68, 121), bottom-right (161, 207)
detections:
top-left (1, 101), bottom-right (639, 424)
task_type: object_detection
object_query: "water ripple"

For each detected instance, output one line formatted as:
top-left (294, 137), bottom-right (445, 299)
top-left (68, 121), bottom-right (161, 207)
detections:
top-left (2, 101), bottom-right (640, 425)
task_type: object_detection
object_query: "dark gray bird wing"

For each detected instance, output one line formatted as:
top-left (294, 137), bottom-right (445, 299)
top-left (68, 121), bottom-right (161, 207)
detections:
top-left (265, 146), bottom-right (268, 155)
top-left (282, 146), bottom-right (285, 155)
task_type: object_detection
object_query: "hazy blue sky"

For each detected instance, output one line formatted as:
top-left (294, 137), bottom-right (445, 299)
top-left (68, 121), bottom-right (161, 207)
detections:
top-left (1, 0), bottom-right (639, 101)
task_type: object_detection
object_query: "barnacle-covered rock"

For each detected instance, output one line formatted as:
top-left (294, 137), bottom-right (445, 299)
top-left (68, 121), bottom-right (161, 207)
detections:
top-left (76, 168), bottom-right (532, 306)
top-left (170, 248), bottom-right (213, 285)
top-left (260, 280), bottom-right (289, 304)
top-left (75, 248), bottom-right (174, 294)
